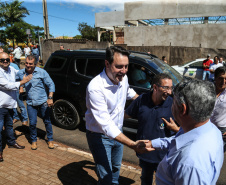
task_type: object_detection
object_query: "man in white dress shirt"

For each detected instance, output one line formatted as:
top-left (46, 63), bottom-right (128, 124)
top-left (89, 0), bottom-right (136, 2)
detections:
top-left (24, 45), bottom-right (31, 58)
top-left (85, 46), bottom-right (147, 185)
top-left (12, 45), bottom-right (22, 68)
top-left (0, 52), bottom-right (32, 162)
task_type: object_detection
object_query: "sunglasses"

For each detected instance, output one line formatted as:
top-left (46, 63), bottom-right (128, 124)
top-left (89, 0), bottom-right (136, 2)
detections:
top-left (0, 58), bottom-right (10, 63)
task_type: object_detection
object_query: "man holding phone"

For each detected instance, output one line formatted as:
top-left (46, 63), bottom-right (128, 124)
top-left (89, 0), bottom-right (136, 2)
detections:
top-left (125, 73), bottom-right (177, 185)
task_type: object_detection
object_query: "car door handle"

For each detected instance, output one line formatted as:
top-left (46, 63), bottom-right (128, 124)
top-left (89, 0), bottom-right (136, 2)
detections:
top-left (71, 82), bottom-right (80, 85)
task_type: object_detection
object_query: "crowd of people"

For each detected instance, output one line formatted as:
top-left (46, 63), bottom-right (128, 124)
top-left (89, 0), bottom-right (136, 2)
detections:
top-left (202, 54), bottom-right (225, 81)
top-left (0, 47), bottom-right (55, 162)
top-left (0, 45), bottom-right (225, 185)
top-left (85, 46), bottom-right (225, 185)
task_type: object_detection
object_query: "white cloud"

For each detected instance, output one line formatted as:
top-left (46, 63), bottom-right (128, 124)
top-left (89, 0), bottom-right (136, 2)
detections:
top-left (24, 0), bottom-right (146, 11)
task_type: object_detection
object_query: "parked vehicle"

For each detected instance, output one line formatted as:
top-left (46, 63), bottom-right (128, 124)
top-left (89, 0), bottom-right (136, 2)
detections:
top-left (44, 49), bottom-right (183, 133)
top-left (172, 58), bottom-right (211, 79)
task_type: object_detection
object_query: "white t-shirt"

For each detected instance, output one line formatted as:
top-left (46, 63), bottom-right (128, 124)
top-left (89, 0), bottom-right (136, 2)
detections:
top-left (24, 47), bottom-right (31, 55)
top-left (209, 63), bottom-right (223, 80)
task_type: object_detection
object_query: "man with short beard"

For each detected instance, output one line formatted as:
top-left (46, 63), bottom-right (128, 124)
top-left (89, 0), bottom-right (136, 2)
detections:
top-left (85, 46), bottom-right (148, 185)
top-left (125, 73), bottom-right (176, 185)
top-left (0, 52), bottom-right (32, 162)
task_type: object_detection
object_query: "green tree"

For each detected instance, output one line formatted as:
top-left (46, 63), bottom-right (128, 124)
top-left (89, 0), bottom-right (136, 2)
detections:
top-left (73, 35), bottom-right (82, 39)
top-left (0, 0), bottom-right (29, 47)
top-left (78, 22), bottom-right (97, 41)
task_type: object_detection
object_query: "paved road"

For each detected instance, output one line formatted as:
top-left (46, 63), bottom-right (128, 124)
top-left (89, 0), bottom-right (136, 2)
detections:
top-left (2, 129), bottom-right (141, 185)
top-left (14, 117), bottom-right (139, 166)
top-left (14, 117), bottom-right (226, 184)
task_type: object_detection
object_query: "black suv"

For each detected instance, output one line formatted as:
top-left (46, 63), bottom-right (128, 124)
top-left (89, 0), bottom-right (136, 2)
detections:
top-left (44, 49), bottom-right (182, 133)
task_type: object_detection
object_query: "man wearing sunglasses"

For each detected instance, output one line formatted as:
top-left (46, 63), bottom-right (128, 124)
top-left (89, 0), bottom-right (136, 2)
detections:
top-left (0, 52), bottom-right (32, 162)
top-left (125, 73), bottom-right (176, 185)
top-left (145, 80), bottom-right (224, 184)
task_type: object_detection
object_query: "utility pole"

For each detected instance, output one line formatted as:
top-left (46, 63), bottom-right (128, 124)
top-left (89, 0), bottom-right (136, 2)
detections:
top-left (42, 0), bottom-right (49, 39)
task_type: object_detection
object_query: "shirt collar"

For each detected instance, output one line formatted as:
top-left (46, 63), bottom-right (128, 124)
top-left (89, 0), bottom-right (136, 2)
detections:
top-left (0, 66), bottom-right (11, 74)
top-left (24, 67), bottom-right (38, 75)
top-left (101, 68), bottom-right (122, 88)
top-left (175, 120), bottom-right (212, 150)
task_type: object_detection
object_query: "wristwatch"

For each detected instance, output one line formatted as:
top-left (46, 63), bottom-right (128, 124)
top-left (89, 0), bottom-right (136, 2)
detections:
top-left (48, 96), bottom-right (53, 99)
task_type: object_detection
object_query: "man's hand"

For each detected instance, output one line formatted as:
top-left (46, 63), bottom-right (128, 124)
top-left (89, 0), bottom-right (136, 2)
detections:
top-left (223, 132), bottom-right (226, 142)
top-left (47, 99), bottom-right (53, 107)
top-left (20, 74), bottom-right (32, 85)
top-left (19, 86), bottom-right (24, 94)
top-left (131, 140), bottom-right (154, 154)
top-left (162, 117), bottom-right (180, 133)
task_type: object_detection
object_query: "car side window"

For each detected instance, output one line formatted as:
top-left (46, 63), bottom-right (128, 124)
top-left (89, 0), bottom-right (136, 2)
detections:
top-left (45, 56), bottom-right (67, 71)
top-left (75, 58), bottom-right (105, 78)
top-left (86, 59), bottom-right (105, 78)
top-left (189, 61), bottom-right (203, 68)
top-left (75, 59), bottom-right (87, 75)
top-left (127, 63), bottom-right (153, 89)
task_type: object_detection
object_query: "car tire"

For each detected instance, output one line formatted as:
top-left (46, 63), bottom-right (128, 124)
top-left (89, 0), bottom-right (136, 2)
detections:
top-left (52, 99), bottom-right (80, 130)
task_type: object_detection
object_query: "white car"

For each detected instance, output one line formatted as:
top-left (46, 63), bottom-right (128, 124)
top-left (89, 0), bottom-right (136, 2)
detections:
top-left (172, 58), bottom-right (211, 79)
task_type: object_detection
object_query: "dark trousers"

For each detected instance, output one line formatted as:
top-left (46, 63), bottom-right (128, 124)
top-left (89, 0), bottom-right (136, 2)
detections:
top-left (0, 108), bottom-right (16, 152)
top-left (139, 159), bottom-right (159, 185)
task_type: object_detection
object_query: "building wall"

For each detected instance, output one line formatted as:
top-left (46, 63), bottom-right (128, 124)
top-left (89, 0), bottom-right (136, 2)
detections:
top-left (41, 39), bottom-right (110, 64)
top-left (124, 24), bottom-right (226, 49)
top-left (124, 0), bottom-right (226, 20)
top-left (125, 45), bottom-right (226, 66)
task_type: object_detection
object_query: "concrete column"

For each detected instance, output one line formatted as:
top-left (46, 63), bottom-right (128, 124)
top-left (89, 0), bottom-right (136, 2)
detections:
top-left (113, 27), bottom-right (116, 44)
top-left (204, 17), bottom-right (208, 24)
top-left (164, 19), bottom-right (169, 25)
top-left (97, 27), bottom-right (101, 42)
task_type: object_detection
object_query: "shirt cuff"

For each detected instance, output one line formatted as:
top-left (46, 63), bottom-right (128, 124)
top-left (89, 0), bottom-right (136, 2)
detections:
top-left (151, 138), bottom-right (162, 149)
top-left (15, 82), bottom-right (20, 89)
top-left (127, 88), bottom-right (136, 100)
top-left (104, 124), bottom-right (122, 139)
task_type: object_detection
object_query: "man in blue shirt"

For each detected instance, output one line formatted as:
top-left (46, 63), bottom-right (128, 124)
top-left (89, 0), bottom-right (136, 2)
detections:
top-left (146, 80), bottom-right (224, 185)
top-left (125, 73), bottom-right (176, 185)
top-left (10, 62), bottom-right (29, 126)
top-left (16, 55), bottom-right (55, 150)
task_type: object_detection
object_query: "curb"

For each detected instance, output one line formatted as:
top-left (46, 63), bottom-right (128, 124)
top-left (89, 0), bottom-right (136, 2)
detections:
top-left (54, 144), bottom-right (141, 175)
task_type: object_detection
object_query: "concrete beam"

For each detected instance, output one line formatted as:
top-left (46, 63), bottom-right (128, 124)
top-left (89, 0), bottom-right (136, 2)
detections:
top-left (125, 0), bottom-right (226, 21)
top-left (95, 11), bottom-right (124, 27)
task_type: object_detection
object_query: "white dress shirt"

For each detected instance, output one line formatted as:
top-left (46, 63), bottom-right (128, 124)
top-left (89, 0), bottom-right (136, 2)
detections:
top-left (210, 89), bottom-right (226, 128)
top-left (12, 47), bottom-right (22, 59)
top-left (0, 66), bottom-right (20, 108)
top-left (85, 69), bottom-right (136, 139)
top-left (24, 47), bottom-right (31, 55)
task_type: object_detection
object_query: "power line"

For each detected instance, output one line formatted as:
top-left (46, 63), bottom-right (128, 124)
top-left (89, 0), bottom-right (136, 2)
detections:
top-left (28, 10), bottom-right (79, 23)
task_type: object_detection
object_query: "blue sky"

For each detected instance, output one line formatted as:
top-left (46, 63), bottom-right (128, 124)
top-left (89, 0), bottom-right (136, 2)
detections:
top-left (19, 0), bottom-right (140, 38)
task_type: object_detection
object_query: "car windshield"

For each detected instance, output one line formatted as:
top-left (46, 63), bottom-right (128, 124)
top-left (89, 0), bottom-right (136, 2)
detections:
top-left (147, 58), bottom-right (183, 85)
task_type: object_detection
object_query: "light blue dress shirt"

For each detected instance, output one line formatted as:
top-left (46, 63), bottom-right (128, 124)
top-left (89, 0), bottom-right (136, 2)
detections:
top-left (152, 121), bottom-right (224, 185)
top-left (10, 63), bottom-right (19, 70)
top-left (16, 67), bottom-right (55, 106)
